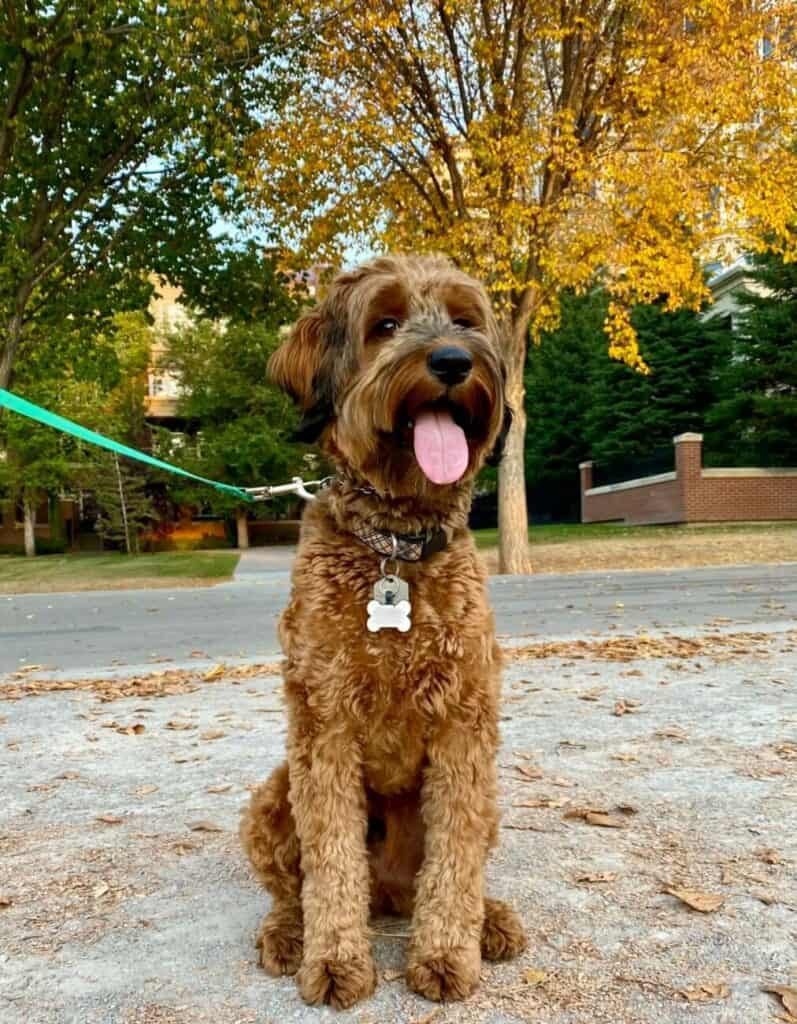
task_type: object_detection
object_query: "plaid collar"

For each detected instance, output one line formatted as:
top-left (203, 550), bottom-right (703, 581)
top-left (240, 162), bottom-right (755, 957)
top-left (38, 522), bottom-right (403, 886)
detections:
top-left (351, 522), bottom-right (449, 562)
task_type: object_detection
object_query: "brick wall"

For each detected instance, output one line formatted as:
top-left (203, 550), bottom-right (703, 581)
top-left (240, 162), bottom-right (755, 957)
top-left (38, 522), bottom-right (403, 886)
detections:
top-left (581, 434), bottom-right (797, 524)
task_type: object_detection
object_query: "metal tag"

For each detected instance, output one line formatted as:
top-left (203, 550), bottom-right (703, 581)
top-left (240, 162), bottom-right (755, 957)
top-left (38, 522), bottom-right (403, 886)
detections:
top-left (367, 574), bottom-right (411, 633)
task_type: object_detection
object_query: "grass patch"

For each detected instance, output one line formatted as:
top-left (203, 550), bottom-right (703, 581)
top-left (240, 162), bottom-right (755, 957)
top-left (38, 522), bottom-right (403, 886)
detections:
top-left (0, 550), bottom-right (240, 594)
top-left (472, 520), bottom-right (797, 550)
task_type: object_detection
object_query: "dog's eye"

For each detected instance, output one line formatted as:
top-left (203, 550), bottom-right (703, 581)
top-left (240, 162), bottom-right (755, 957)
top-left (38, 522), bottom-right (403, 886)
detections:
top-left (452, 317), bottom-right (473, 329)
top-left (369, 317), bottom-right (401, 340)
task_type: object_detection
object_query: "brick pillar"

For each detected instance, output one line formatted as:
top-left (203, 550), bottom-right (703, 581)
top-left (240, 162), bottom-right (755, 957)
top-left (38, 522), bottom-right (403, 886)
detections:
top-left (673, 433), bottom-right (703, 523)
top-left (579, 461), bottom-right (594, 523)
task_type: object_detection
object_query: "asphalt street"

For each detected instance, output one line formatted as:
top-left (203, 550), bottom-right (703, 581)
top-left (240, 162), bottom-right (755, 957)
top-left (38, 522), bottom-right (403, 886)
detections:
top-left (2, 557), bottom-right (797, 674)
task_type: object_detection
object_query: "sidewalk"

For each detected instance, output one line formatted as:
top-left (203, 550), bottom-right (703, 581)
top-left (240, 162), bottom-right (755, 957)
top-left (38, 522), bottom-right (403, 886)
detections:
top-left (1, 625), bottom-right (795, 1023)
top-left (232, 546), bottom-right (295, 582)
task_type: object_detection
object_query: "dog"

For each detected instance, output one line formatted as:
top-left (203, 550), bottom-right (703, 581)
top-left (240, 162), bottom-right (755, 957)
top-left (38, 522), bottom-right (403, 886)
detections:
top-left (239, 254), bottom-right (527, 1009)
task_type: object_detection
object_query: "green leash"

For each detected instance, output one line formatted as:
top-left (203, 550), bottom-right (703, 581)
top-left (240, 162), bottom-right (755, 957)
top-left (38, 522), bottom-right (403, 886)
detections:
top-left (0, 387), bottom-right (254, 503)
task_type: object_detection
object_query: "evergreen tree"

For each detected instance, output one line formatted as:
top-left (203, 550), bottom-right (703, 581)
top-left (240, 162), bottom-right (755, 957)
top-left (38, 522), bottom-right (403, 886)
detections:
top-left (707, 248), bottom-right (797, 465)
top-left (524, 289), bottom-right (731, 516)
top-left (586, 302), bottom-right (732, 469)
top-left (524, 289), bottom-right (607, 520)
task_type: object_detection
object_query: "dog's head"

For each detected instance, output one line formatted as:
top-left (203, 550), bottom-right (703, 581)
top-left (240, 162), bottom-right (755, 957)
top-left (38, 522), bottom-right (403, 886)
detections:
top-left (269, 255), bottom-right (511, 496)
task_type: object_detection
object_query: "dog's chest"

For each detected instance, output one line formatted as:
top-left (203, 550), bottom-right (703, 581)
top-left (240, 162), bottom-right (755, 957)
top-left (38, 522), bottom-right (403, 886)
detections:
top-left (360, 695), bottom-right (427, 794)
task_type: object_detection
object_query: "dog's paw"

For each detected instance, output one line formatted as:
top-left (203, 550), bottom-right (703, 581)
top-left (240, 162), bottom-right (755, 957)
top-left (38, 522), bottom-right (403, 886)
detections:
top-left (481, 899), bottom-right (527, 961)
top-left (406, 945), bottom-right (481, 1002)
top-left (256, 916), bottom-right (303, 976)
top-left (297, 952), bottom-right (376, 1009)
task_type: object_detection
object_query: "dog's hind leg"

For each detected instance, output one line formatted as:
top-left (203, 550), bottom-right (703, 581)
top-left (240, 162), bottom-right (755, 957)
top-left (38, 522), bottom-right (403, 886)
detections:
top-left (239, 762), bottom-right (304, 976)
top-left (481, 898), bottom-right (527, 961)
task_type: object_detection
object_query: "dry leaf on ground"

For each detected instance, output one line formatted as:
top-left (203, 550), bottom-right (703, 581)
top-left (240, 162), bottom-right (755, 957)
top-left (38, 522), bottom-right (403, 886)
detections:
top-left (513, 797), bottom-right (567, 809)
top-left (679, 982), bottom-right (730, 1003)
top-left (382, 969), bottom-right (403, 982)
top-left (523, 968), bottom-right (547, 986)
top-left (577, 871), bottom-right (618, 883)
top-left (758, 848), bottom-right (783, 865)
top-left (0, 895), bottom-right (12, 907)
top-left (513, 763), bottom-right (544, 781)
top-left (578, 686), bottom-right (607, 701)
top-left (206, 784), bottom-right (232, 794)
top-left (613, 699), bottom-right (641, 716)
top-left (655, 726), bottom-right (689, 741)
top-left (132, 785), bottom-right (159, 797)
top-left (165, 720), bottom-right (195, 731)
top-left (199, 729), bottom-right (226, 741)
top-left (203, 665), bottom-right (226, 682)
top-left (764, 986), bottom-right (797, 1017)
top-left (95, 814), bottom-right (124, 825)
top-left (187, 820), bottom-right (224, 832)
top-left (664, 886), bottom-right (724, 913)
top-left (564, 807), bottom-right (625, 828)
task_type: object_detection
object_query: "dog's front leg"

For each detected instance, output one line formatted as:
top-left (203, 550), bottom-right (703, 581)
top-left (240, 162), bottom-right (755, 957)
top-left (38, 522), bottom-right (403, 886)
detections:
top-left (406, 711), bottom-right (497, 1002)
top-left (289, 721), bottom-right (376, 1010)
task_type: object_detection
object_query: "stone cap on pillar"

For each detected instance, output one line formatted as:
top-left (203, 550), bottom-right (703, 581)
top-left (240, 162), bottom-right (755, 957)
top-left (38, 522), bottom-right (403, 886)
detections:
top-left (578, 460), bottom-right (595, 469)
top-left (673, 432), bottom-right (704, 444)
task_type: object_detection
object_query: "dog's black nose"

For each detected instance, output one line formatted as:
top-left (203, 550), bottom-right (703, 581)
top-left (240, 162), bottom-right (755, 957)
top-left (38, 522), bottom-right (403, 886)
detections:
top-left (427, 346), bottom-right (472, 386)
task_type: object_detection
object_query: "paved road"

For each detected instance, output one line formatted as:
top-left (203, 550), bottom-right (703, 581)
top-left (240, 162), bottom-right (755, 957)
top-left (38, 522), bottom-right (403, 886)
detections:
top-left (2, 561), bottom-right (797, 675)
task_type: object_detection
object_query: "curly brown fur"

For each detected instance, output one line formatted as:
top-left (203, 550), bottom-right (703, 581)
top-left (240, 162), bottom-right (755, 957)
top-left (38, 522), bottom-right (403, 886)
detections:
top-left (240, 254), bottom-right (526, 1008)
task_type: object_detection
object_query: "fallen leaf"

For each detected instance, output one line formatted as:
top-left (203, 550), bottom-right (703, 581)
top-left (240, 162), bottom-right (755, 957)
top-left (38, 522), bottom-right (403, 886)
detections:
top-left (764, 986), bottom-right (797, 1017)
top-left (132, 784), bottom-right (159, 797)
top-left (613, 700), bottom-right (640, 717)
top-left (578, 686), bottom-right (607, 702)
top-left (206, 784), bottom-right (232, 794)
top-left (187, 820), bottom-right (224, 832)
top-left (655, 726), bottom-right (688, 742)
top-left (513, 763), bottom-right (544, 781)
top-left (664, 886), bottom-right (724, 913)
top-left (203, 665), bottom-right (226, 682)
top-left (200, 729), bottom-right (226, 741)
top-left (577, 871), bottom-right (618, 883)
top-left (93, 882), bottom-right (110, 898)
top-left (564, 807), bottom-right (625, 828)
top-left (513, 797), bottom-right (567, 809)
top-left (759, 848), bottom-right (783, 865)
top-left (523, 968), bottom-right (547, 986)
top-left (0, 895), bottom-right (12, 908)
top-left (410, 1011), bottom-right (442, 1024)
top-left (382, 969), bottom-right (403, 982)
top-left (679, 982), bottom-right (730, 1003)
top-left (165, 720), bottom-right (196, 731)
top-left (95, 814), bottom-right (124, 825)
top-left (121, 723), bottom-right (145, 736)
top-left (611, 752), bottom-right (639, 763)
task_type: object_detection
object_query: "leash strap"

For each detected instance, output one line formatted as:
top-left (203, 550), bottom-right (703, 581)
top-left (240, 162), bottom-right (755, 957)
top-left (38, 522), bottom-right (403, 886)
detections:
top-left (0, 387), bottom-right (255, 502)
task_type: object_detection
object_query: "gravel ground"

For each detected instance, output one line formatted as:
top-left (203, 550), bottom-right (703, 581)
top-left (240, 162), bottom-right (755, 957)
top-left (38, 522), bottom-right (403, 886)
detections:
top-left (1, 628), bottom-right (796, 1024)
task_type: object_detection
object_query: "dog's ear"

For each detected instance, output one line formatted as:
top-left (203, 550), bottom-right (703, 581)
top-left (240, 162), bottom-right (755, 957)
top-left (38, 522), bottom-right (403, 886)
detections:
top-left (486, 404), bottom-right (513, 467)
top-left (268, 310), bottom-right (326, 408)
top-left (268, 310), bottom-right (336, 442)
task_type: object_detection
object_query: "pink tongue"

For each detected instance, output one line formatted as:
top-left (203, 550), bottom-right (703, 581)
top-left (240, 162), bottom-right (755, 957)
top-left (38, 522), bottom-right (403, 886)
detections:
top-left (412, 408), bottom-right (469, 485)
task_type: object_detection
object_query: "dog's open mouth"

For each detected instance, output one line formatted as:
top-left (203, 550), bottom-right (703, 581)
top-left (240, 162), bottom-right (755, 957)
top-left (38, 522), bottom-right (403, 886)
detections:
top-left (395, 400), bottom-right (472, 485)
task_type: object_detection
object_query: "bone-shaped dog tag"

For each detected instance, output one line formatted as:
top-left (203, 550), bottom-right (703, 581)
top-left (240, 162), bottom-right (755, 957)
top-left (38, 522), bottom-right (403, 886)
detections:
top-left (367, 574), bottom-right (411, 632)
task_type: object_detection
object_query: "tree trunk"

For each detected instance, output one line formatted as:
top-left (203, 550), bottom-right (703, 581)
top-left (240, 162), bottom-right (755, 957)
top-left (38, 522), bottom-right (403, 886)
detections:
top-left (0, 311), bottom-right (24, 390)
top-left (497, 353), bottom-right (532, 574)
top-left (236, 509), bottom-right (250, 549)
top-left (23, 498), bottom-right (36, 557)
top-left (114, 454), bottom-right (132, 555)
